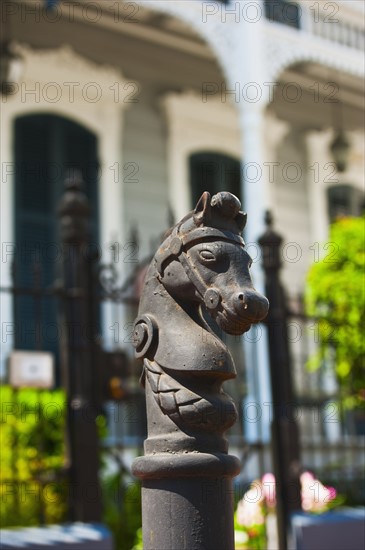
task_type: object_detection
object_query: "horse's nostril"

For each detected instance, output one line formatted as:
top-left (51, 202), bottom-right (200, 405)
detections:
top-left (238, 293), bottom-right (248, 309)
top-left (234, 290), bottom-right (269, 320)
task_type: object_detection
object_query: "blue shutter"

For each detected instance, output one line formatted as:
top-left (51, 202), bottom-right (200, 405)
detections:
top-left (189, 152), bottom-right (241, 207)
top-left (14, 115), bottom-right (99, 383)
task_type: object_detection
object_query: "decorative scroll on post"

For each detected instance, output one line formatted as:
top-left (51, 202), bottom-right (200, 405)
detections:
top-left (132, 192), bottom-right (269, 550)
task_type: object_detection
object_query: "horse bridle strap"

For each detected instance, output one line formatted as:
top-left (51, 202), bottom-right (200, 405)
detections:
top-left (156, 225), bottom-right (244, 310)
top-left (177, 249), bottom-right (222, 310)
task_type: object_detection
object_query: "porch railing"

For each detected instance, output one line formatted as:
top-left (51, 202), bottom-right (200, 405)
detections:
top-left (264, 0), bottom-right (365, 51)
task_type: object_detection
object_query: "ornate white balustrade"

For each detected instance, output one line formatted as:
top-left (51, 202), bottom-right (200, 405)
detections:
top-left (298, 0), bottom-right (364, 51)
top-left (263, 0), bottom-right (364, 51)
top-left (134, 1), bottom-right (364, 87)
top-left (264, 0), bottom-right (365, 82)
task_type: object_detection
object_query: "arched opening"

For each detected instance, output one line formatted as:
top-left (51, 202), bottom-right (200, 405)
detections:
top-left (189, 151), bottom-right (241, 207)
top-left (14, 114), bottom-right (100, 375)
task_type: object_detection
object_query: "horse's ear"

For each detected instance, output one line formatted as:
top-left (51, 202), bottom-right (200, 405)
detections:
top-left (193, 192), bottom-right (212, 225)
top-left (235, 211), bottom-right (247, 232)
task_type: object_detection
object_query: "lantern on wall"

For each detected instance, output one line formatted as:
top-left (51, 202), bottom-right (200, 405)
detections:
top-left (0, 41), bottom-right (23, 95)
top-left (330, 129), bottom-right (351, 173)
top-left (329, 98), bottom-right (351, 173)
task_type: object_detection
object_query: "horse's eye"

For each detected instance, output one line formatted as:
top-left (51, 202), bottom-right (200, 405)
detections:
top-left (199, 250), bottom-right (216, 262)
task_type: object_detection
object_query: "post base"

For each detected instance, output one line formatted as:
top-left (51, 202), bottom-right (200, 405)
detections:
top-left (133, 452), bottom-right (240, 550)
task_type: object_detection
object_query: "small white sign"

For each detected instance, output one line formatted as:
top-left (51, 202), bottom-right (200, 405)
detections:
top-left (9, 351), bottom-right (55, 389)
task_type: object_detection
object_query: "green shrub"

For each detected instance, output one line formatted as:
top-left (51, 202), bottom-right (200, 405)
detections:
top-left (306, 216), bottom-right (365, 410)
top-left (0, 385), bottom-right (142, 549)
top-left (0, 385), bottom-right (67, 527)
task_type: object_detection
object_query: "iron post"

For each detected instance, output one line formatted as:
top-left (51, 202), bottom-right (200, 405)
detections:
top-left (132, 192), bottom-right (269, 549)
top-left (258, 211), bottom-right (302, 550)
top-left (58, 172), bottom-right (102, 522)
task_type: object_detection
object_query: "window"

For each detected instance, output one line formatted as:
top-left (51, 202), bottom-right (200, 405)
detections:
top-left (189, 152), bottom-right (241, 207)
top-left (14, 114), bottom-right (99, 379)
top-left (264, 0), bottom-right (300, 29)
top-left (327, 184), bottom-right (364, 222)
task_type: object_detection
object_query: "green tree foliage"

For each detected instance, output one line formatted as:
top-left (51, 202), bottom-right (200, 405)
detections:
top-left (0, 386), bottom-right (67, 527)
top-left (306, 216), bottom-right (365, 409)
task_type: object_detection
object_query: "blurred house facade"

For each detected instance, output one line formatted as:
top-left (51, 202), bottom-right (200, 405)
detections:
top-left (1, 0), bottom-right (364, 484)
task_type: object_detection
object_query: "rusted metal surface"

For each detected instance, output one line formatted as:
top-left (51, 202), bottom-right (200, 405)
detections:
top-left (132, 192), bottom-right (269, 550)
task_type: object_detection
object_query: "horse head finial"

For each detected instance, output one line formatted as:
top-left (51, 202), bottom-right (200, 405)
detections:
top-left (132, 191), bottom-right (270, 507)
top-left (132, 190), bottom-right (272, 550)
top-left (154, 191), bottom-right (246, 281)
top-left (193, 191), bottom-right (247, 233)
top-left (150, 191), bottom-right (268, 339)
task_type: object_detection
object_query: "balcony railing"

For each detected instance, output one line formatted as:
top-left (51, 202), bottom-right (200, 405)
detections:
top-left (309, 9), bottom-right (365, 51)
top-left (265, 0), bottom-right (365, 51)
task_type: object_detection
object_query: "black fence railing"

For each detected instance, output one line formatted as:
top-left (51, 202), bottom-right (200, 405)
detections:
top-left (0, 173), bottom-right (145, 527)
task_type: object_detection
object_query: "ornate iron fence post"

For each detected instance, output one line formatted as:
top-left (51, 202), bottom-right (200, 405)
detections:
top-left (258, 212), bottom-right (302, 550)
top-left (58, 173), bottom-right (102, 522)
top-left (132, 192), bottom-right (269, 549)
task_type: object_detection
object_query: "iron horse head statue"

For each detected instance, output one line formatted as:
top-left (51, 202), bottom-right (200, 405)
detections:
top-left (133, 192), bottom-right (269, 454)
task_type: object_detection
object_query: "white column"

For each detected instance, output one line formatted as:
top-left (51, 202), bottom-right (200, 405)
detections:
top-left (98, 105), bottom-right (125, 262)
top-left (239, 107), bottom-right (272, 444)
top-left (232, 0), bottom-right (271, 239)
top-left (240, 108), bottom-right (270, 238)
top-left (98, 104), bottom-right (127, 351)
top-left (0, 108), bottom-right (15, 379)
top-left (233, 0), bottom-right (273, 443)
top-left (264, 113), bottom-right (290, 212)
top-left (305, 129), bottom-right (333, 247)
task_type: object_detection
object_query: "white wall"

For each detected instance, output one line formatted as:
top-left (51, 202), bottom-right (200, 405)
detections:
top-left (0, 45), bottom-right (128, 368)
top-left (122, 90), bottom-right (169, 262)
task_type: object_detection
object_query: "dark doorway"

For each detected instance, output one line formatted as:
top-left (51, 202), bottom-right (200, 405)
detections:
top-left (14, 114), bottom-right (99, 376)
top-left (189, 151), bottom-right (241, 207)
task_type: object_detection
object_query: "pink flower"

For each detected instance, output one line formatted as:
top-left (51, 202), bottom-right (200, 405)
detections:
top-left (300, 471), bottom-right (336, 512)
top-left (236, 498), bottom-right (265, 527)
top-left (262, 472), bottom-right (276, 508)
top-left (236, 480), bottom-right (266, 527)
top-left (258, 471), bottom-right (337, 514)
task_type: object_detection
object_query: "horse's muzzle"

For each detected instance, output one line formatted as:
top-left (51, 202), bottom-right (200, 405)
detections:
top-left (233, 289), bottom-right (269, 323)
